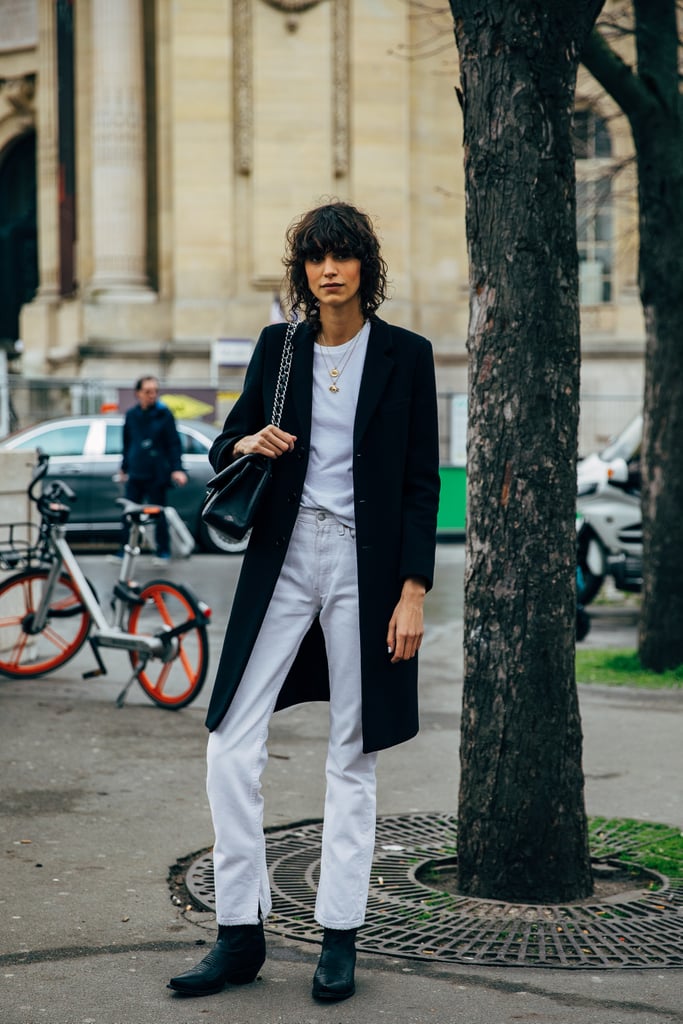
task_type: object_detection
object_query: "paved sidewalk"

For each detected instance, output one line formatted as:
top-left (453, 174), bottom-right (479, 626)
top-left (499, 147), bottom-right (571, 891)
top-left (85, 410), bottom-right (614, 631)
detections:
top-left (1, 550), bottom-right (681, 1024)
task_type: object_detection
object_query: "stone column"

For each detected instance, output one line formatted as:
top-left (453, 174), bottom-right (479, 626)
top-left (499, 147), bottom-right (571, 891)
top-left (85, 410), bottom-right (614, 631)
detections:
top-left (35, 0), bottom-right (60, 301)
top-left (19, 0), bottom-right (59, 373)
top-left (89, 0), bottom-right (154, 299)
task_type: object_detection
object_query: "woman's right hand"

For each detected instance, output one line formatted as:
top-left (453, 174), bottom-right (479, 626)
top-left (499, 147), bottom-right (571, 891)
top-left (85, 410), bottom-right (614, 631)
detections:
top-left (233, 425), bottom-right (297, 460)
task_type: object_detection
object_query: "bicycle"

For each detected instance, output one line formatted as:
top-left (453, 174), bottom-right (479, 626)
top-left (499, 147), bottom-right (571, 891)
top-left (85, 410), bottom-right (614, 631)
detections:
top-left (0, 454), bottom-right (211, 709)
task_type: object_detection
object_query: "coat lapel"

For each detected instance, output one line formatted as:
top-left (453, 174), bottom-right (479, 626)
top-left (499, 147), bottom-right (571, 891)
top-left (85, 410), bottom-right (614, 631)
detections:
top-left (354, 318), bottom-right (395, 446)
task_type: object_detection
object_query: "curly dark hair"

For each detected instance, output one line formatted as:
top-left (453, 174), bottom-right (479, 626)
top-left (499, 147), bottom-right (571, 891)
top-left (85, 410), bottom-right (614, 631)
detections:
top-left (282, 201), bottom-right (388, 323)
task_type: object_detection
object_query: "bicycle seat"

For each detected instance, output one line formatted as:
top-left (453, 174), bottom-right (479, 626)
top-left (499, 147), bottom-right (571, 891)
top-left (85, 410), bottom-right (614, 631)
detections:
top-left (116, 498), bottom-right (164, 521)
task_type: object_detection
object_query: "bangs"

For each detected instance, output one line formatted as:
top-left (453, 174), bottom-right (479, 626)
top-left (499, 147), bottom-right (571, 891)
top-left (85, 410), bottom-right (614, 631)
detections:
top-left (295, 208), bottom-right (365, 261)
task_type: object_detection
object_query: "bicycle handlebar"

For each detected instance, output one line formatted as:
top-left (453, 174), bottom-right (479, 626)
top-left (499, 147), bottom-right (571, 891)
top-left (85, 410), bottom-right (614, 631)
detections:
top-left (28, 452), bottom-right (77, 508)
top-left (45, 478), bottom-right (77, 504)
top-left (28, 452), bottom-right (49, 501)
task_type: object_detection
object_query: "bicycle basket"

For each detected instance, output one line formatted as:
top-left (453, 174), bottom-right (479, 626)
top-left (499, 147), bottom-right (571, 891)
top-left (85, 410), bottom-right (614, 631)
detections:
top-left (0, 522), bottom-right (42, 571)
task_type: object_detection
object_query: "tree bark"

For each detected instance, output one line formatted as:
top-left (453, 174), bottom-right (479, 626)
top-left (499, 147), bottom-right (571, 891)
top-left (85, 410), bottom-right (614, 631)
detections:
top-left (582, 0), bottom-right (683, 671)
top-left (450, 0), bottom-right (603, 902)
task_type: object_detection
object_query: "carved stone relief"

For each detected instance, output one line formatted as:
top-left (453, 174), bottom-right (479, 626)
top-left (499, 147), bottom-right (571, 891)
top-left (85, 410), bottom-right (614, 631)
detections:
top-left (260, 0), bottom-right (324, 12)
top-left (0, 74), bottom-right (36, 133)
top-left (331, 0), bottom-right (349, 178)
top-left (233, 0), bottom-right (253, 175)
top-left (233, 0), bottom-right (349, 178)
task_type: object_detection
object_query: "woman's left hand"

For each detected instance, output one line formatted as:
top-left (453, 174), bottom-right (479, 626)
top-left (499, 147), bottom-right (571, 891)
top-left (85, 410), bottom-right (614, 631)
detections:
top-left (386, 578), bottom-right (427, 663)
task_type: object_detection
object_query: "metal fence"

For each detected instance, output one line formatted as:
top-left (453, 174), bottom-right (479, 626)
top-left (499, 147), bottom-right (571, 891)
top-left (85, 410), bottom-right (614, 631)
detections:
top-left (576, 393), bottom-right (642, 457)
top-left (435, 391), bottom-right (641, 464)
top-left (0, 374), bottom-right (641, 464)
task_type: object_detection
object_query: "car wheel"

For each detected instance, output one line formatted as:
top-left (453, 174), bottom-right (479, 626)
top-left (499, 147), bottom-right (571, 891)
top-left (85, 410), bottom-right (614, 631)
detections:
top-left (198, 519), bottom-right (250, 555)
top-left (576, 605), bottom-right (591, 642)
top-left (577, 528), bottom-right (605, 605)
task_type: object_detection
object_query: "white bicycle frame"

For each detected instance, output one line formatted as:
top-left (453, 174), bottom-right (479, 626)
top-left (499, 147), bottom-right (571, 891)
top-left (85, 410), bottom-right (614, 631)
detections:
top-left (32, 519), bottom-right (168, 660)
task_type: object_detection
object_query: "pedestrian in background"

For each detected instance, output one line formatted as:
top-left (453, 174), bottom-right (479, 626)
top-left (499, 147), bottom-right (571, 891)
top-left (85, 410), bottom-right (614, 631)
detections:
top-left (168, 201), bottom-right (440, 1002)
top-left (118, 376), bottom-right (187, 564)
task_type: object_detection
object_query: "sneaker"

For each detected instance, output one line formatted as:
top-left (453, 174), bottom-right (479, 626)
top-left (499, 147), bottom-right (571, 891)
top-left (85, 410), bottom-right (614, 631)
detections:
top-left (152, 555), bottom-right (171, 567)
top-left (106, 552), bottom-right (124, 564)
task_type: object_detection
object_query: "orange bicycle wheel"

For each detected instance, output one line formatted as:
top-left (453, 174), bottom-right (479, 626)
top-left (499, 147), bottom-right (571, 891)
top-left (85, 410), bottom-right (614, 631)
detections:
top-left (127, 579), bottom-right (208, 709)
top-left (0, 570), bottom-right (91, 678)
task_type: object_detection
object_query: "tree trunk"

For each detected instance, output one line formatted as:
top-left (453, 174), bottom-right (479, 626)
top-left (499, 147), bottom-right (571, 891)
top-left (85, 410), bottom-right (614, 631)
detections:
top-left (450, 0), bottom-right (602, 902)
top-left (582, 0), bottom-right (683, 671)
top-left (631, 0), bottom-right (683, 670)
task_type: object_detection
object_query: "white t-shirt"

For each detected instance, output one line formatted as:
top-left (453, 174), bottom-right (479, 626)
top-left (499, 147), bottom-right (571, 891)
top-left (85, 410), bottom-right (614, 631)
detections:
top-left (301, 321), bottom-right (370, 526)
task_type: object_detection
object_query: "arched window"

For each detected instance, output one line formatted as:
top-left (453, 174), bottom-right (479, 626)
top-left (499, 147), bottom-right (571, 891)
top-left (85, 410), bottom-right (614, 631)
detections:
top-left (0, 133), bottom-right (38, 343)
top-left (574, 110), bottom-right (614, 305)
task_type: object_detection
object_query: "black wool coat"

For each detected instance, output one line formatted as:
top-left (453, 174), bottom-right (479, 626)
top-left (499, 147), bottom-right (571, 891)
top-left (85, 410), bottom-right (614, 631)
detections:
top-left (205, 316), bottom-right (441, 753)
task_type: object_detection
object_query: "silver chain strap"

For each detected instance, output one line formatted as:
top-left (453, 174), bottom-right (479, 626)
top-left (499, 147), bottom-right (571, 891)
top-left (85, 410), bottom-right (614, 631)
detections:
top-left (270, 319), bottom-right (297, 428)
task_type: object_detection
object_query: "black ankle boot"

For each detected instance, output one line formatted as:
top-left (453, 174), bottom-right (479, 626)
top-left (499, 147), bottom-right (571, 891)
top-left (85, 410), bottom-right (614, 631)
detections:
top-left (168, 921), bottom-right (265, 996)
top-left (312, 927), bottom-right (357, 1001)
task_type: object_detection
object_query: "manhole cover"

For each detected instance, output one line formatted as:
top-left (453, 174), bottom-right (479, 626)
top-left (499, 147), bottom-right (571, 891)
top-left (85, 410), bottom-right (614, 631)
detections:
top-left (185, 813), bottom-right (683, 969)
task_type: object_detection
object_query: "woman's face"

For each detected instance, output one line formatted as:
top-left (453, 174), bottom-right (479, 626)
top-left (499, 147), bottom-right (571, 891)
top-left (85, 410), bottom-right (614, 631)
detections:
top-left (304, 252), bottom-right (362, 315)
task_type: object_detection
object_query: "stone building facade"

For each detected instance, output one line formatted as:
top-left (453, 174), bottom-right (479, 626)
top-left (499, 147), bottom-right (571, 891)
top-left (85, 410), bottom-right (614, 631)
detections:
top-left (0, 0), bottom-right (644, 450)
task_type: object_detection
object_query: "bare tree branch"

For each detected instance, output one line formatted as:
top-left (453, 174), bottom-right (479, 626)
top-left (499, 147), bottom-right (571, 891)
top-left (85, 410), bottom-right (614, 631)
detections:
top-left (581, 27), bottom-right (653, 120)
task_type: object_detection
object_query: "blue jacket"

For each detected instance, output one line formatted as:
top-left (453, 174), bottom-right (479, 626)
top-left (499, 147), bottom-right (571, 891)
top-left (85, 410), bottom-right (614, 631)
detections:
top-left (122, 402), bottom-right (183, 484)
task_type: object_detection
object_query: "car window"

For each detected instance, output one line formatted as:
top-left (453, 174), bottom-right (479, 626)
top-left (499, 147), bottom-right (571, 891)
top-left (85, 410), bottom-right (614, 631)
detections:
top-left (12, 423), bottom-right (90, 457)
top-left (179, 429), bottom-right (210, 456)
top-left (105, 423), bottom-right (124, 455)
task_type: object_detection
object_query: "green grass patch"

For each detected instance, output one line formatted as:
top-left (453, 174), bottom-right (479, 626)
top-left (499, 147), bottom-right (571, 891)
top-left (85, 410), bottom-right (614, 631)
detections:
top-left (576, 649), bottom-right (683, 689)
top-left (589, 817), bottom-right (683, 879)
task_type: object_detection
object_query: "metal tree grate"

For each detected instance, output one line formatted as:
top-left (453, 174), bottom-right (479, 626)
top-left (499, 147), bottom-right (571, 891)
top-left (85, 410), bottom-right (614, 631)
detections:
top-left (184, 813), bottom-right (683, 969)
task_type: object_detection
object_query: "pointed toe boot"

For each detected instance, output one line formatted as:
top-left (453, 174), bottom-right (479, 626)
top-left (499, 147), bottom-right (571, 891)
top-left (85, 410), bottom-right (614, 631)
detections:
top-left (312, 927), bottom-right (357, 1001)
top-left (168, 921), bottom-right (265, 997)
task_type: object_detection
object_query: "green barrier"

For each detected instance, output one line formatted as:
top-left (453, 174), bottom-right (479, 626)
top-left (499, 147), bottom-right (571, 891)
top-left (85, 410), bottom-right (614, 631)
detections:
top-left (437, 465), bottom-right (466, 535)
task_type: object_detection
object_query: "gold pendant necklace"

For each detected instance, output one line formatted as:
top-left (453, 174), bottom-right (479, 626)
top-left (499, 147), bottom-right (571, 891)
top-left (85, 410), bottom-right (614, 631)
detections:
top-left (318, 325), bottom-right (364, 393)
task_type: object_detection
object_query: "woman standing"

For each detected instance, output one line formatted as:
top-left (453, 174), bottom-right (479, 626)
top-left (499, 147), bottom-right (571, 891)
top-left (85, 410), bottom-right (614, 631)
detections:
top-left (169, 201), bottom-right (440, 1002)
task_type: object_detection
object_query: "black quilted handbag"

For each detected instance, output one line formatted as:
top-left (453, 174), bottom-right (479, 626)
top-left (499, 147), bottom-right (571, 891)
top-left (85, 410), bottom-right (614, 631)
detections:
top-left (201, 453), bottom-right (272, 541)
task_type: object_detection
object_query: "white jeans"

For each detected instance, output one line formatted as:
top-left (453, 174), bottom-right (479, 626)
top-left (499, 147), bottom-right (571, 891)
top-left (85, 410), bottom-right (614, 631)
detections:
top-left (206, 507), bottom-right (378, 929)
